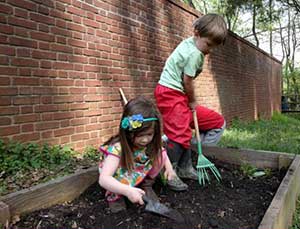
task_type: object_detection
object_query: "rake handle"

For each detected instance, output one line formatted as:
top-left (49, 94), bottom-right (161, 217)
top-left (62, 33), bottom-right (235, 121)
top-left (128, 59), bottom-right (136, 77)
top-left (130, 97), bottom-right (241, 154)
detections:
top-left (193, 110), bottom-right (203, 155)
top-left (119, 88), bottom-right (128, 105)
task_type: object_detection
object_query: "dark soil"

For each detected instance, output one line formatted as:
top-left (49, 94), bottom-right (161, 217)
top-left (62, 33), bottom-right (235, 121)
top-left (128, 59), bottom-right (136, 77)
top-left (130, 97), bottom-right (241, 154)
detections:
top-left (13, 159), bottom-right (286, 229)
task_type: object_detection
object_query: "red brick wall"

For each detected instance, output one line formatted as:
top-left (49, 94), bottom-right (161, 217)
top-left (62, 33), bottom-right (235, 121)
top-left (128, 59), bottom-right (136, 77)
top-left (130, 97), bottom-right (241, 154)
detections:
top-left (0, 0), bottom-right (282, 150)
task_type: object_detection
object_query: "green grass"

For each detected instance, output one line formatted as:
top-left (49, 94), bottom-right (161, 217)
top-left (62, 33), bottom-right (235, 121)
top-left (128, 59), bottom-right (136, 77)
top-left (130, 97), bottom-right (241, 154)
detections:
top-left (219, 112), bottom-right (300, 228)
top-left (219, 112), bottom-right (300, 154)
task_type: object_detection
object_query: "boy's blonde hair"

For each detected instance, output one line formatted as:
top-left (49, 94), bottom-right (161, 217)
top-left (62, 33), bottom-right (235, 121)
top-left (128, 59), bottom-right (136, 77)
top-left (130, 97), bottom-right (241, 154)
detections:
top-left (193, 13), bottom-right (227, 44)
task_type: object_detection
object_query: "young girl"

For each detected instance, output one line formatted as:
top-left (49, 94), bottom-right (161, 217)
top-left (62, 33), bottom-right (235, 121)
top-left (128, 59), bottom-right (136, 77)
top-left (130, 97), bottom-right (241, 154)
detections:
top-left (99, 96), bottom-right (176, 213)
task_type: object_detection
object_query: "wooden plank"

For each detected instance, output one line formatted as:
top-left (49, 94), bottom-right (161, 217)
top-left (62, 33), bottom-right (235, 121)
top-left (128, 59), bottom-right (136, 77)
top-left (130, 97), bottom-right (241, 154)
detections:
top-left (0, 201), bottom-right (10, 225)
top-left (194, 145), bottom-right (295, 169)
top-left (258, 155), bottom-right (300, 229)
top-left (0, 166), bottom-right (98, 219)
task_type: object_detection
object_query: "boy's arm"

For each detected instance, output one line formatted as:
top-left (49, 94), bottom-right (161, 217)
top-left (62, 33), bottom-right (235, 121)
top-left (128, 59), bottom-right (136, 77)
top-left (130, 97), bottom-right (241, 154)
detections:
top-left (99, 155), bottom-right (145, 204)
top-left (183, 74), bottom-right (197, 110)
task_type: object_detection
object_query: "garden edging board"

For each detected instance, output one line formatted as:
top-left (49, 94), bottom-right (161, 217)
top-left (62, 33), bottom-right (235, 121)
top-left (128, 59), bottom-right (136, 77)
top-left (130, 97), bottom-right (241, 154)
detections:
top-left (0, 166), bottom-right (98, 225)
top-left (0, 146), bottom-right (299, 229)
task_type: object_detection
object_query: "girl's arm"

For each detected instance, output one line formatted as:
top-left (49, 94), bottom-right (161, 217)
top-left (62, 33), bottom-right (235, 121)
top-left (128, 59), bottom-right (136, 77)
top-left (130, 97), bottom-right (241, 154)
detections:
top-left (183, 74), bottom-right (197, 110)
top-left (99, 155), bottom-right (145, 204)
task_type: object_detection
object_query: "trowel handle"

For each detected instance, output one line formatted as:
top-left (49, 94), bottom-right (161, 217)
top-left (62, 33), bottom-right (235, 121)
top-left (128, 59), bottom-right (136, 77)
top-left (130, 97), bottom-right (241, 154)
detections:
top-left (142, 195), bottom-right (150, 203)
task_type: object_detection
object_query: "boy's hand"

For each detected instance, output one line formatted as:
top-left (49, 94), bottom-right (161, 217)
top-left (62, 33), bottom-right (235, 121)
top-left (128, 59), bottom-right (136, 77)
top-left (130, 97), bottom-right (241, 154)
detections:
top-left (189, 101), bottom-right (197, 111)
top-left (126, 187), bottom-right (145, 205)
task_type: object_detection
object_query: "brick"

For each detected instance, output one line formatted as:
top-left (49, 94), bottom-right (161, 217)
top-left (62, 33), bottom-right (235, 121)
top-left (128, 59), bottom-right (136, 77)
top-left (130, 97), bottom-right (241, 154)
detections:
top-left (51, 43), bottom-right (73, 53)
top-left (0, 24), bottom-right (13, 34)
top-left (16, 49), bottom-right (30, 57)
top-left (21, 123), bottom-right (34, 132)
top-left (13, 77), bottom-right (40, 86)
top-left (0, 87), bottom-right (18, 96)
top-left (0, 97), bottom-right (11, 106)
top-left (0, 117), bottom-right (11, 126)
top-left (32, 50), bottom-right (56, 59)
top-left (13, 132), bottom-right (40, 142)
top-left (14, 114), bottom-right (40, 124)
top-left (0, 126), bottom-right (20, 136)
top-left (53, 112), bottom-right (74, 120)
top-left (14, 96), bottom-right (40, 105)
top-left (70, 118), bottom-right (89, 126)
top-left (71, 133), bottom-right (89, 141)
top-left (0, 67), bottom-right (17, 75)
top-left (54, 127), bottom-right (75, 137)
top-left (20, 106), bottom-right (33, 114)
top-left (11, 58), bottom-right (39, 67)
top-left (7, 17), bottom-right (37, 29)
top-left (30, 12), bottom-right (55, 25)
top-left (31, 31), bottom-right (55, 42)
top-left (0, 3), bottom-right (13, 14)
top-left (41, 130), bottom-right (53, 139)
top-left (36, 121), bottom-right (60, 130)
top-left (0, 45), bottom-right (15, 55)
top-left (0, 77), bottom-right (10, 85)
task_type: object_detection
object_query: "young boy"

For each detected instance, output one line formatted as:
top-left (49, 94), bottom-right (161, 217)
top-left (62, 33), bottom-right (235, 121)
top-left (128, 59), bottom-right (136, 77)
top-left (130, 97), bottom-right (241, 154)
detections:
top-left (154, 14), bottom-right (227, 191)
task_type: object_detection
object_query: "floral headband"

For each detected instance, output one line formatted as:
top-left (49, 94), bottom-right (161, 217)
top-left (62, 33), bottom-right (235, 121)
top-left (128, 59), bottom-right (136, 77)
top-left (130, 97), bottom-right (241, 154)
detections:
top-left (121, 114), bottom-right (158, 131)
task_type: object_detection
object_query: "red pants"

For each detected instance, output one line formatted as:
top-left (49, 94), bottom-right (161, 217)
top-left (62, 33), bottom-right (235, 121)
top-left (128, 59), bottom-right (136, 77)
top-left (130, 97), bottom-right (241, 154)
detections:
top-left (155, 84), bottom-right (224, 149)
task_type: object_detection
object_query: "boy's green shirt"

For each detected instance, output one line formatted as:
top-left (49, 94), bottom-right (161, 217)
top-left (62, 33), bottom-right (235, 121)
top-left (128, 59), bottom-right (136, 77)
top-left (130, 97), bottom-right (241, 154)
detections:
top-left (158, 36), bottom-right (204, 93)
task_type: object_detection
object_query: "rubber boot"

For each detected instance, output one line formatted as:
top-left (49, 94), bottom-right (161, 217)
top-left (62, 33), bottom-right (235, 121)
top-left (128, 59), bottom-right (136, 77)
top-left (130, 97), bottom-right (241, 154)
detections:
top-left (165, 140), bottom-right (188, 191)
top-left (108, 197), bottom-right (126, 213)
top-left (140, 178), bottom-right (159, 202)
top-left (177, 148), bottom-right (198, 180)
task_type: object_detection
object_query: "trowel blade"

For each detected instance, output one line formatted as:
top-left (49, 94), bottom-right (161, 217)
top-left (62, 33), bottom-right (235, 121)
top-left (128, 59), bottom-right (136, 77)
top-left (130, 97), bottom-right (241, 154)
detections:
top-left (143, 195), bottom-right (184, 222)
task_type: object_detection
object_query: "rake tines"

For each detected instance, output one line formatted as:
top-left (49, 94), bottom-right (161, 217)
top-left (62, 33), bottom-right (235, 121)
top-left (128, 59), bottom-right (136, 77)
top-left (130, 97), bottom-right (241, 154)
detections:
top-left (193, 110), bottom-right (222, 186)
top-left (197, 157), bottom-right (222, 186)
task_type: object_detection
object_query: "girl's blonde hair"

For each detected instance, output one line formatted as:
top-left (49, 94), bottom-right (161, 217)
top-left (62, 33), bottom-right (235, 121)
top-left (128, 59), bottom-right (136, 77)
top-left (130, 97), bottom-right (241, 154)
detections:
top-left (193, 13), bottom-right (227, 44)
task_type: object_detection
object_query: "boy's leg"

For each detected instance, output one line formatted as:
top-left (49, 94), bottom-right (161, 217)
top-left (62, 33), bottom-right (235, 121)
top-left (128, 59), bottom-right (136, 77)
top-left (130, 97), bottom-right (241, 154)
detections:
top-left (165, 139), bottom-right (188, 191)
top-left (201, 121), bottom-right (226, 146)
top-left (191, 105), bottom-right (226, 146)
top-left (177, 148), bottom-right (198, 180)
top-left (147, 148), bottom-right (187, 192)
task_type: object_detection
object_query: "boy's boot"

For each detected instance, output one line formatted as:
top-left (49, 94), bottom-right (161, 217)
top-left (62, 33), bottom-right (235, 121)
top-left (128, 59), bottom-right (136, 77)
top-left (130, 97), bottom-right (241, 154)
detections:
top-left (140, 178), bottom-right (159, 202)
top-left (177, 148), bottom-right (198, 180)
top-left (165, 140), bottom-right (188, 191)
top-left (108, 197), bottom-right (126, 213)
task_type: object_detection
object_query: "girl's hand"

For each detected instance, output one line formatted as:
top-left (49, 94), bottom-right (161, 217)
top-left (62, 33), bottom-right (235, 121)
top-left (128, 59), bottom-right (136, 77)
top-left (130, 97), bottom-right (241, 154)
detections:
top-left (164, 166), bottom-right (176, 181)
top-left (126, 187), bottom-right (145, 205)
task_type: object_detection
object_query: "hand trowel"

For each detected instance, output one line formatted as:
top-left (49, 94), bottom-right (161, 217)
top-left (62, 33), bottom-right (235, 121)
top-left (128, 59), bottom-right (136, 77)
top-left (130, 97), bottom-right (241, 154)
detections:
top-left (142, 195), bottom-right (184, 223)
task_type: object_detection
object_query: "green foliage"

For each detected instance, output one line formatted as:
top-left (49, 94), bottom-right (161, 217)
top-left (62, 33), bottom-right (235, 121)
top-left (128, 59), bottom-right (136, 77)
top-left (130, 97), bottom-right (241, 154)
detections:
top-left (290, 197), bottom-right (300, 229)
top-left (0, 140), bottom-right (76, 178)
top-left (263, 168), bottom-right (272, 177)
top-left (0, 141), bottom-right (100, 196)
top-left (83, 146), bottom-right (101, 161)
top-left (240, 163), bottom-right (257, 177)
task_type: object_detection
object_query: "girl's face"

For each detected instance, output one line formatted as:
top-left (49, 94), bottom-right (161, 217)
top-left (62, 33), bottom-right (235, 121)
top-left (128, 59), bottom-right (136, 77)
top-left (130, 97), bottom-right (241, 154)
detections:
top-left (133, 124), bottom-right (155, 149)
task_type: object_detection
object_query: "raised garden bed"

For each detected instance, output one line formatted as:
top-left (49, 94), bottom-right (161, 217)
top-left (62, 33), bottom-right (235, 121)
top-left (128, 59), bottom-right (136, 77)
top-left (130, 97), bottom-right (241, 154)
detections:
top-left (1, 146), bottom-right (300, 228)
